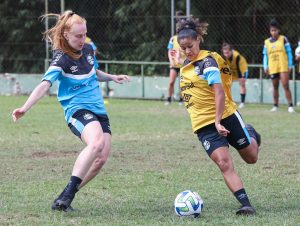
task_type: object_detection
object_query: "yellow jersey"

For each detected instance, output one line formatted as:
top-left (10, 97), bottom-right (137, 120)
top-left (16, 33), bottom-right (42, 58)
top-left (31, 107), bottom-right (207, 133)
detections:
top-left (225, 50), bottom-right (248, 80)
top-left (167, 35), bottom-right (185, 68)
top-left (264, 35), bottom-right (288, 74)
top-left (180, 50), bottom-right (236, 132)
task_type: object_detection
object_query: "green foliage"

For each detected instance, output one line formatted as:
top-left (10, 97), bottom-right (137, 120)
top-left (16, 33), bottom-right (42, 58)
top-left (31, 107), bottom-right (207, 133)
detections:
top-left (0, 96), bottom-right (300, 225)
top-left (1, 0), bottom-right (300, 73)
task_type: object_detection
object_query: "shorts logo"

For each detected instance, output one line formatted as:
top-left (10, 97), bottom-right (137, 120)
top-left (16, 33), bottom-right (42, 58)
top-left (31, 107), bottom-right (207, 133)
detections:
top-left (237, 138), bottom-right (246, 146)
top-left (203, 140), bottom-right (210, 151)
top-left (83, 113), bottom-right (93, 120)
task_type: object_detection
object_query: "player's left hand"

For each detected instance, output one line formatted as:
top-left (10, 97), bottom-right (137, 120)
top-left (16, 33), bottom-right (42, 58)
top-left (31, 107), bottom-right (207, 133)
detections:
top-left (288, 68), bottom-right (292, 74)
top-left (112, 75), bottom-right (130, 84)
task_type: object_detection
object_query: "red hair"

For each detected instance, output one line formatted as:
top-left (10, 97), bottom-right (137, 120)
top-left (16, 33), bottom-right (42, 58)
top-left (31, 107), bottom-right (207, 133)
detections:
top-left (42, 10), bottom-right (86, 59)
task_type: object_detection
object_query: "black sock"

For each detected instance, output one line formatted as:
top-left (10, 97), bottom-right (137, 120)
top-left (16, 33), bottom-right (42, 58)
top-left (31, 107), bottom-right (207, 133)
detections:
top-left (234, 188), bottom-right (251, 207)
top-left (56, 186), bottom-right (68, 200)
top-left (63, 176), bottom-right (82, 199)
top-left (167, 97), bottom-right (171, 102)
top-left (289, 103), bottom-right (293, 107)
top-left (241, 94), bottom-right (246, 103)
top-left (179, 97), bottom-right (183, 102)
top-left (274, 104), bottom-right (278, 107)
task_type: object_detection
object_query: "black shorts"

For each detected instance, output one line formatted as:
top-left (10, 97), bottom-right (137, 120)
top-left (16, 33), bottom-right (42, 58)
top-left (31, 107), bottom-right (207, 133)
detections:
top-left (68, 109), bottom-right (111, 139)
top-left (270, 73), bottom-right (280, 80)
top-left (196, 112), bottom-right (251, 156)
top-left (170, 67), bottom-right (180, 74)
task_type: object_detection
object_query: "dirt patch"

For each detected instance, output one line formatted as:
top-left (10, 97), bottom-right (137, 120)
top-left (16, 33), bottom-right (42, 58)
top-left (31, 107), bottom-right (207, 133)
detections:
top-left (31, 151), bottom-right (78, 158)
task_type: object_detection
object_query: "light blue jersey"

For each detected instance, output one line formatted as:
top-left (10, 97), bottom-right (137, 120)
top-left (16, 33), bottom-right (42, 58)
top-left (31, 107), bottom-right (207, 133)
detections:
top-left (43, 44), bottom-right (106, 123)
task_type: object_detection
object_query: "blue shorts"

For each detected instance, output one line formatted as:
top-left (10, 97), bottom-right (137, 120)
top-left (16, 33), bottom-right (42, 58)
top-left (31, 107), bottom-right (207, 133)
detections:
top-left (68, 109), bottom-right (111, 139)
top-left (196, 111), bottom-right (251, 156)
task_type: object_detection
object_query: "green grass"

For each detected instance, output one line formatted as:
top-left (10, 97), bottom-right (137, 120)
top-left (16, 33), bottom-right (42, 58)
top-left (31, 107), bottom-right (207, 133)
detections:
top-left (0, 96), bottom-right (299, 225)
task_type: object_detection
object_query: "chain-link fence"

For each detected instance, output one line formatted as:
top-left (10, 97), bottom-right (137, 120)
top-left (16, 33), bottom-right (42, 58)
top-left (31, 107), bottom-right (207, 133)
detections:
top-left (1, 0), bottom-right (300, 77)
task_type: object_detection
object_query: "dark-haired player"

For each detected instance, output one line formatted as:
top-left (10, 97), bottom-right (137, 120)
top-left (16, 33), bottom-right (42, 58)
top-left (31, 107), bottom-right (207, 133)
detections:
top-left (222, 43), bottom-right (248, 109)
top-left (165, 10), bottom-right (185, 105)
top-left (173, 17), bottom-right (261, 215)
top-left (263, 19), bottom-right (294, 112)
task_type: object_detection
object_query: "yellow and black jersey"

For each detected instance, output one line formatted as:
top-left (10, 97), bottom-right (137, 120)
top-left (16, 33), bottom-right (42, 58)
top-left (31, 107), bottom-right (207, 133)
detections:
top-left (225, 50), bottom-right (248, 80)
top-left (167, 35), bottom-right (185, 68)
top-left (180, 50), bottom-right (236, 132)
top-left (263, 35), bottom-right (290, 74)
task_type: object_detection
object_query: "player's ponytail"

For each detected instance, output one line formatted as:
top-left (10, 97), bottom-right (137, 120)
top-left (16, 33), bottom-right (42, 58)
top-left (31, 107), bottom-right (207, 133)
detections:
top-left (177, 18), bottom-right (208, 43)
top-left (41, 10), bottom-right (86, 59)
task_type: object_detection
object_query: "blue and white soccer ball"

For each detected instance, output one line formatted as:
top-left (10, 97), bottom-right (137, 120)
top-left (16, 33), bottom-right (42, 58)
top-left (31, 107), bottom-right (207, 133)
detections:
top-left (174, 190), bottom-right (204, 217)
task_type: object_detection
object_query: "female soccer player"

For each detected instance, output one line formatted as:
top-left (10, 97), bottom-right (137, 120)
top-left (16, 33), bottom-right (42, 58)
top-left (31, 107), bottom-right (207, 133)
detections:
top-left (221, 43), bottom-right (248, 109)
top-left (173, 18), bottom-right (261, 215)
top-left (263, 19), bottom-right (294, 112)
top-left (165, 10), bottom-right (185, 105)
top-left (12, 11), bottom-right (129, 212)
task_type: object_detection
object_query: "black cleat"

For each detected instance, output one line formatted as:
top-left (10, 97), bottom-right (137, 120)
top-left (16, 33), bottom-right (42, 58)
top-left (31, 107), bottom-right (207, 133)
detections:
top-left (52, 199), bottom-right (75, 212)
top-left (236, 205), bottom-right (256, 215)
top-left (51, 196), bottom-right (75, 212)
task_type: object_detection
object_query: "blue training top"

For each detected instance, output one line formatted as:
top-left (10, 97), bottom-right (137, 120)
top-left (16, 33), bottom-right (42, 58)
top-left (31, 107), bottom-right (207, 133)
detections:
top-left (42, 44), bottom-right (106, 123)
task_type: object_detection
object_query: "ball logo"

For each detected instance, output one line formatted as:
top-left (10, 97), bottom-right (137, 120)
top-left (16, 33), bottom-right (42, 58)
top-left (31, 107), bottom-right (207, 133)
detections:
top-left (203, 140), bottom-right (210, 151)
top-left (83, 113), bottom-right (93, 120)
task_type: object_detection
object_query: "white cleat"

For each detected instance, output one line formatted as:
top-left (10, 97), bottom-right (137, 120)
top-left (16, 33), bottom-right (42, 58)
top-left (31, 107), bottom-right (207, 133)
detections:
top-left (288, 106), bottom-right (295, 113)
top-left (270, 106), bottom-right (278, 112)
top-left (164, 101), bottom-right (171, 106)
top-left (238, 103), bottom-right (245, 109)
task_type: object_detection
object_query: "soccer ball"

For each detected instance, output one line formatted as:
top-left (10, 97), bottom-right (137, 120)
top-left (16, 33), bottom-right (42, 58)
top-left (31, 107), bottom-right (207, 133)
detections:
top-left (174, 190), bottom-right (204, 217)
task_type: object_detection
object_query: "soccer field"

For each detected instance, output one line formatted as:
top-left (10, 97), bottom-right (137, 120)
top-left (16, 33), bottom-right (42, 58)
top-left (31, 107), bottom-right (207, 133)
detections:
top-left (0, 96), bottom-right (299, 225)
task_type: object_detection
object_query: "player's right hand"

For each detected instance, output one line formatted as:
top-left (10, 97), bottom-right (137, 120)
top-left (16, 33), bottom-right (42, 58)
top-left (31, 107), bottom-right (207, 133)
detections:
top-left (170, 50), bottom-right (181, 65)
top-left (12, 108), bottom-right (26, 122)
top-left (264, 68), bottom-right (269, 75)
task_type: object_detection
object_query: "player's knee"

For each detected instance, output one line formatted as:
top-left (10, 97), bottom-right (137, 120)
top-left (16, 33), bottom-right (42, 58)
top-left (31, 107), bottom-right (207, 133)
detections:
top-left (169, 81), bottom-right (175, 87)
top-left (282, 84), bottom-right (289, 90)
top-left (245, 155), bottom-right (258, 164)
top-left (216, 158), bottom-right (232, 173)
top-left (89, 140), bottom-right (105, 155)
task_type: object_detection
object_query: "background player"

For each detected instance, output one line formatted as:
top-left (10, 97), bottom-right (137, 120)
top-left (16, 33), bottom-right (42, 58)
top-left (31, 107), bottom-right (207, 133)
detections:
top-left (12, 11), bottom-right (129, 212)
top-left (263, 19), bottom-right (294, 112)
top-left (165, 10), bottom-right (185, 105)
top-left (85, 36), bottom-right (98, 56)
top-left (221, 43), bottom-right (248, 109)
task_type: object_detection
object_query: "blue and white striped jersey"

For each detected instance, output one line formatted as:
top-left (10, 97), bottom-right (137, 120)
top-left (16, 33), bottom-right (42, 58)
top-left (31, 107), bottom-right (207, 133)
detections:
top-left (43, 44), bottom-right (106, 123)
